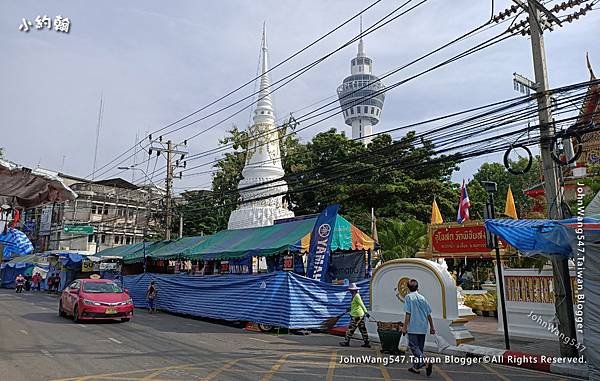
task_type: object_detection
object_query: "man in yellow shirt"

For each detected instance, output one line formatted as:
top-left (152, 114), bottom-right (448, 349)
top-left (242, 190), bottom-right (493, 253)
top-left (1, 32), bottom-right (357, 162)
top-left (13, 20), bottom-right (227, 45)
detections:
top-left (340, 283), bottom-right (371, 348)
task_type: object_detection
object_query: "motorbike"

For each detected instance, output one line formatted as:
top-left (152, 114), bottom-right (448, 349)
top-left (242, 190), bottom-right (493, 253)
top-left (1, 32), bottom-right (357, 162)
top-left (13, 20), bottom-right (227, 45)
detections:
top-left (15, 279), bottom-right (25, 293)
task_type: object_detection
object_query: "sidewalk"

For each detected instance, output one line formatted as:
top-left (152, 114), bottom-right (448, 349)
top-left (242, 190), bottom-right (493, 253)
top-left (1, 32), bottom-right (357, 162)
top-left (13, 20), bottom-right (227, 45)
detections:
top-left (466, 316), bottom-right (561, 357)
top-left (456, 316), bottom-right (587, 378)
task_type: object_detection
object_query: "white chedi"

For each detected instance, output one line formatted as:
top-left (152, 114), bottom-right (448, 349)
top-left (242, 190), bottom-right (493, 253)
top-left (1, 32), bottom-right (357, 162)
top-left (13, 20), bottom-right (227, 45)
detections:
top-left (227, 25), bottom-right (294, 230)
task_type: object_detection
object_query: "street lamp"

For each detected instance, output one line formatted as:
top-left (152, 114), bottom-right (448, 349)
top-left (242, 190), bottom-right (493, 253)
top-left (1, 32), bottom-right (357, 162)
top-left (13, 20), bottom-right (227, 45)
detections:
top-left (482, 181), bottom-right (510, 350)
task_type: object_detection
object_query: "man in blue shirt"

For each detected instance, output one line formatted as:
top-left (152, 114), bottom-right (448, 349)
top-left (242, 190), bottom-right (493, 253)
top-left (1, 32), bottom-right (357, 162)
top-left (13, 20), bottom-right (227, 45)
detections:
top-left (402, 279), bottom-right (435, 376)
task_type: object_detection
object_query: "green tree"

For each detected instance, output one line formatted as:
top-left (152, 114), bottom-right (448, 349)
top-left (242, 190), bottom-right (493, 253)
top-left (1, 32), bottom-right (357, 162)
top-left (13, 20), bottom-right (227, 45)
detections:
top-left (377, 218), bottom-right (427, 261)
top-left (182, 128), bottom-right (462, 235)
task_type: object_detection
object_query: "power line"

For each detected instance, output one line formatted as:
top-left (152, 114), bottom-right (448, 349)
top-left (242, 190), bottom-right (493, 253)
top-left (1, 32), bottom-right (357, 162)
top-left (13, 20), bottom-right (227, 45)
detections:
top-left (84, 0), bottom-right (387, 180)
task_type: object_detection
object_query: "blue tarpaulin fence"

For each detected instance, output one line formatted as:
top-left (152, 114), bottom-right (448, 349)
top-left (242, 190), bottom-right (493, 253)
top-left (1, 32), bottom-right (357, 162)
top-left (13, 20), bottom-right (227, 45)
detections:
top-left (123, 272), bottom-right (369, 329)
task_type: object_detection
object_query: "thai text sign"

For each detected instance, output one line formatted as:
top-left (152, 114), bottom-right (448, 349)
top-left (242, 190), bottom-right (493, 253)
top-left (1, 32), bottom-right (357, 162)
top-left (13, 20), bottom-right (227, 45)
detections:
top-left (430, 222), bottom-right (489, 254)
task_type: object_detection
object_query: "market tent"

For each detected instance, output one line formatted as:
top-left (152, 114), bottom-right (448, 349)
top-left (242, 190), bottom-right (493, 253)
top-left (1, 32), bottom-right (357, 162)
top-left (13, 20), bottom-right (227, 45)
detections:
top-left (484, 217), bottom-right (600, 257)
top-left (0, 253), bottom-right (49, 288)
top-left (94, 242), bottom-right (146, 259)
top-left (122, 241), bottom-right (171, 264)
top-left (146, 236), bottom-right (209, 260)
top-left (187, 215), bottom-right (375, 260)
top-left (2, 253), bottom-right (46, 266)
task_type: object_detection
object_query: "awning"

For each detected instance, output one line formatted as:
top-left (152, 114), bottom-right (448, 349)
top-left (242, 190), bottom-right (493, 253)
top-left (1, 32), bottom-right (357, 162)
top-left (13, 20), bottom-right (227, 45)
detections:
top-left (146, 236), bottom-right (209, 260)
top-left (0, 159), bottom-right (77, 208)
top-left (187, 215), bottom-right (375, 260)
top-left (93, 214), bottom-right (375, 262)
top-left (122, 241), bottom-right (171, 264)
top-left (1, 253), bottom-right (48, 269)
top-left (95, 242), bottom-right (147, 259)
top-left (485, 217), bottom-right (600, 257)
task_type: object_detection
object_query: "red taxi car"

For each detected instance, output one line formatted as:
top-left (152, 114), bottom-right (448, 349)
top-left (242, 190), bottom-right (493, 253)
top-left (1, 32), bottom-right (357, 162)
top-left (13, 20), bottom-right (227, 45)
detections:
top-left (59, 278), bottom-right (134, 322)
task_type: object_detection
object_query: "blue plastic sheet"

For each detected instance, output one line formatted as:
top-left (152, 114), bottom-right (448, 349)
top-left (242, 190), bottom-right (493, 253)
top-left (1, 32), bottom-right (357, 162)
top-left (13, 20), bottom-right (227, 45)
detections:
top-left (0, 228), bottom-right (33, 259)
top-left (123, 272), bottom-right (369, 329)
top-left (484, 218), bottom-right (598, 257)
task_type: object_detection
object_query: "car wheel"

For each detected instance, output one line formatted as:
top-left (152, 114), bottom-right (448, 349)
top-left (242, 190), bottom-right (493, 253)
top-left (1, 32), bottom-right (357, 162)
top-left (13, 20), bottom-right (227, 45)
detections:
top-left (73, 305), bottom-right (80, 323)
top-left (121, 318), bottom-right (130, 323)
top-left (59, 301), bottom-right (66, 317)
top-left (258, 323), bottom-right (274, 332)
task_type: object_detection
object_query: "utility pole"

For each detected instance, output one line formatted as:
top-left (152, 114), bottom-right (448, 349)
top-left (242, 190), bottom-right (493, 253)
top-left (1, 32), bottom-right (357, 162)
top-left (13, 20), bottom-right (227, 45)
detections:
top-left (179, 215), bottom-right (184, 239)
top-left (165, 140), bottom-right (173, 240)
top-left (516, 0), bottom-right (578, 357)
top-left (149, 137), bottom-right (187, 241)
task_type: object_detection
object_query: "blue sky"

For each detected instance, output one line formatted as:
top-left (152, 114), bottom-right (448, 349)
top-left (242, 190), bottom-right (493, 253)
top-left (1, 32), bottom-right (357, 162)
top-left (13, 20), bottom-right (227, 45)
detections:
top-left (1, 1), bottom-right (599, 192)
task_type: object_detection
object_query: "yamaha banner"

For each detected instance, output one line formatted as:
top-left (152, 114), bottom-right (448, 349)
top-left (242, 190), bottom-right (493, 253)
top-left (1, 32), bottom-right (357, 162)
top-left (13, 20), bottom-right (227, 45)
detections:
top-left (306, 204), bottom-right (339, 282)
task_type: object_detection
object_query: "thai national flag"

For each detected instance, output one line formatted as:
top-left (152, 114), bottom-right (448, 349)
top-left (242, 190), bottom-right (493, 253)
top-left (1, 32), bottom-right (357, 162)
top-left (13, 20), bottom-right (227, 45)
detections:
top-left (457, 180), bottom-right (471, 224)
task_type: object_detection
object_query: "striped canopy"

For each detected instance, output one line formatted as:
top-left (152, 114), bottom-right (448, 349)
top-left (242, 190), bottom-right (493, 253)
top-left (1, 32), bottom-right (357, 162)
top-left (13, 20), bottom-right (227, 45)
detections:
top-left (0, 228), bottom-right (33, 259)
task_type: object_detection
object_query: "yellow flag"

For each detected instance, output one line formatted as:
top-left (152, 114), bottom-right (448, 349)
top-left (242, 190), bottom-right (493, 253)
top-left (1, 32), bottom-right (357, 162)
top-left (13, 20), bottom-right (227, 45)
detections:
top-left (504, 185), bottom-right (518, 219)
top-left (431, 198), bottom-right (444, 224)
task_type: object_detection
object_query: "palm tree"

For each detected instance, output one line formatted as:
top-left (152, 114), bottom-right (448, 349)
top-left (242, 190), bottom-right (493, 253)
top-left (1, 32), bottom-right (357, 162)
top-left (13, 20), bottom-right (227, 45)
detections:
top-left (377, 219), bottom-right (427, 262)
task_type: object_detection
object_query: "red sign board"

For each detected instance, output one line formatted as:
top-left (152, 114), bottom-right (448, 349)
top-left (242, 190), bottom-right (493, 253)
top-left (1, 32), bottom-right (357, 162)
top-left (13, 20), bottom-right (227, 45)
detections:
top-left (283, 255), bottom-right (294, 271)
top-left (430, 223), bottom-right (489, 254)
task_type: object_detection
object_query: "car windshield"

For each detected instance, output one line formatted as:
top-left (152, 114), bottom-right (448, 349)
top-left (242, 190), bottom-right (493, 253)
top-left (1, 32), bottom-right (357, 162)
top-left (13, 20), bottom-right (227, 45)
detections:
top-left (82, 282), bottom-right (122, 293)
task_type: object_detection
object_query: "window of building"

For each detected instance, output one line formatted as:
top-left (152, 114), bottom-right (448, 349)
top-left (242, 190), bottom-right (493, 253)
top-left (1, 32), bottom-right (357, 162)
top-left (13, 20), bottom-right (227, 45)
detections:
top-left (101, 235), bottom-right (106, 244)
top-left (371, 107), bottom-right (375, 114)
top-left (114, 235), bottom-right (121, 244)
top-left (126, 236), bottom-right (131, 245)
top-left (350, 108), bottom-right (354, 115)
top-left (103, 205), bottom-right (109, 215)
top-left (364, 106), bottom-right (368, 113)
top-left (376, 109), bottom-right (380, 116)
top-left (88, 234), bottom-right (94, 243)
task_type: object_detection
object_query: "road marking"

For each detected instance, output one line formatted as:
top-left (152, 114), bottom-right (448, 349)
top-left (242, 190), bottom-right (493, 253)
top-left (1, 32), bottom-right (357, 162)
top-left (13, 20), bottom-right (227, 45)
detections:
top-left (481, 363), bottom-right (511, 381)
top-left (78, 324), bottom-right (86, 328)
top-left (435, 364), bottom-right (454, 381)
top-left (326, 351), bottom-right (337, 381)
top-left (201, 359), bottom-right (239, 381)
top-left (260, 353), bottom-right (290, 381)
top-left (41, 350), bottom-right (54, 358)
top-left (372, 347), bottom-right (391, 381)
top-left (19, 329), bottom-right (28, 335)
top-left (108, 337), bottom-right (123, 344)
top-left (248, 337), bottom-right (270, 343)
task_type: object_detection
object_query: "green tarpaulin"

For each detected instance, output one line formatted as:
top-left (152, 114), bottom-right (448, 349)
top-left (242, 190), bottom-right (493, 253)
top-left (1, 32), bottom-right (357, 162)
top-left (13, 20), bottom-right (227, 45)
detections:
top-left (94, 242), bottom-right (146, 259)
top-left (146, 236), bottom-right (209, 260)
top-left (94, 214), bottom-right (375, 263)
top-left (186, 218), bottom-right (316, 260)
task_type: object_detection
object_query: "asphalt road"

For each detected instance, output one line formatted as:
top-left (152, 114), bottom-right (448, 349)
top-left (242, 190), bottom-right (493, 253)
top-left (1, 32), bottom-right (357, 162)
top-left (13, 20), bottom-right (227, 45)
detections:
top-left (0, 289), bottom-right (583, 381)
